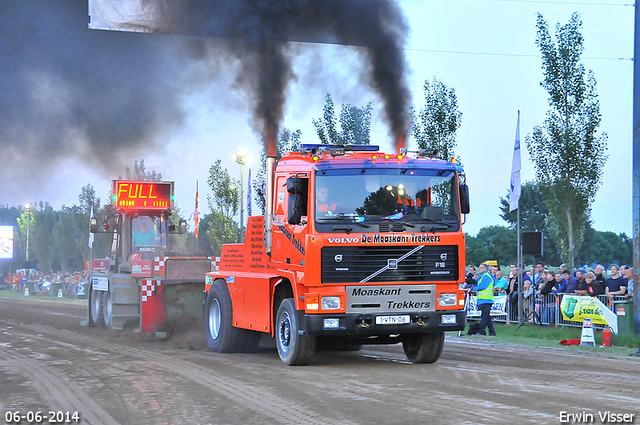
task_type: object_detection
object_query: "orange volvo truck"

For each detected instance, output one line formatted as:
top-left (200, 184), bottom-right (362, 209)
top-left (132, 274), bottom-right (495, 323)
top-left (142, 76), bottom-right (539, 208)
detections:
top-left (204, 144), bottom-right (470, 365)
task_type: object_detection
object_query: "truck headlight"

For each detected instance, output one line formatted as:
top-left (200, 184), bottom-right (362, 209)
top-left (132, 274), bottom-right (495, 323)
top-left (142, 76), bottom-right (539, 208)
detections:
top-left (438, 293), bottom-right (457, 307)
top-left (321, 296), bottom-right (340, 310)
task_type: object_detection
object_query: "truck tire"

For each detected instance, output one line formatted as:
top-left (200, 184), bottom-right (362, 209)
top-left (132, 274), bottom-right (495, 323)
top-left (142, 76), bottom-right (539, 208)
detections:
top-left (205, 279), bottom-right (244, 353)
top-left (402, 331), bottom-right (444, 364)
top-left (90, 287), bottom-right (106, 328)
top-left (275, 298), bottom-right (316, 366)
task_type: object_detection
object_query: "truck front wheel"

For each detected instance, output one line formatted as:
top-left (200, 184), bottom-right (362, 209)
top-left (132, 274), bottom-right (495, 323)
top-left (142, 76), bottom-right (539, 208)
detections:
top-left (402, 331), bottom-right (444, 364)
top-left (275, 299), bottom-right (316, 366)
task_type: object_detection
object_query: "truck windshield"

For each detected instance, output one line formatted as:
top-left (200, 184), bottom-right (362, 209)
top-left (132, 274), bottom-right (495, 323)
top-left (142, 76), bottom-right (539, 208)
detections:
top-left (315, 168), bottom-right (461, 233)
top-left (132, 215), bottom-right (167, 252)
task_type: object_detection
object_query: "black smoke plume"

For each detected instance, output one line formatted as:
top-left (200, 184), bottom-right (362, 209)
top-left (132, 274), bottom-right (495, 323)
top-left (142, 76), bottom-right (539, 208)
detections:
top-left (0, 0), bottom-right (186, 179)
top-left (158, 0), bottom-right (411, 153)
top-left (0, 0), bottom-right (410, 187)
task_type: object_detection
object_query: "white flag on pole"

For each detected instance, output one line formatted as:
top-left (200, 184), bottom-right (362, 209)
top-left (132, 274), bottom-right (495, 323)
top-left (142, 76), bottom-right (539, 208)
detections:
top-left (88, 205), bottom-right (95, 248)
top-left (509, 111), bottom-right (521, 212)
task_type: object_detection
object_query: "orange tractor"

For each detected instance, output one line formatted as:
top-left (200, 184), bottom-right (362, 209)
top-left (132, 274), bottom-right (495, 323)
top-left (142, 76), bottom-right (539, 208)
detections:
top-left (87, 180), bottom-right (212, 331)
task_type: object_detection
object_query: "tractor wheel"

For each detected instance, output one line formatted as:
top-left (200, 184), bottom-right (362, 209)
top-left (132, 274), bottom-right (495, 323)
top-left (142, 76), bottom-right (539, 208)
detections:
top-left (402, 331), bottom-right (444, 364)
top-left (275, 298), bottom-right (316, 366)
top-left (90, 286), bottom-right (106, 328)
top-left (102, 288), bottom-right (112, 328)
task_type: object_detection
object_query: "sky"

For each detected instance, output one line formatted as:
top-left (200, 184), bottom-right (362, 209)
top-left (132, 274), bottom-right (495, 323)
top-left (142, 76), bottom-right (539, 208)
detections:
top-left (0, 0), bottom-right (635, 238)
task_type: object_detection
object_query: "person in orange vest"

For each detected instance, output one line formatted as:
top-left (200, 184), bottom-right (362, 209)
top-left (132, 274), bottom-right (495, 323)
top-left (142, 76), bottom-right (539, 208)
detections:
top-left (316, 186), bottom-right (337, 214)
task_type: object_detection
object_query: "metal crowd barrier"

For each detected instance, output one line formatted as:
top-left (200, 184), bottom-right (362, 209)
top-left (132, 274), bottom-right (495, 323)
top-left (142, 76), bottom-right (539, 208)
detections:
top-left (468, 292), bottom-right (627, 328)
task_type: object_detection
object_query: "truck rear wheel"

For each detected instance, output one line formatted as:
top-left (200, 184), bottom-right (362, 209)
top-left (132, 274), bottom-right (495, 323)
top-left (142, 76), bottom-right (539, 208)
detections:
top-left (402, 331), bottom-right (444, 364)
top-left (90, 287), bottom-right (106, 328)
top-left (205, 279), bottom-right (244, 353)
top-left (275, 299), bottom-right (316, 366)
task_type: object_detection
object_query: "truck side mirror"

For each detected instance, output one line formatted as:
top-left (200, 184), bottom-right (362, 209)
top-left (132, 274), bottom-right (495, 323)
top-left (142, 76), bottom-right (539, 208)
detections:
top-left (287, 176), bottom-right (308, 225)
top-left (459, 184), bottom-right (470, 214)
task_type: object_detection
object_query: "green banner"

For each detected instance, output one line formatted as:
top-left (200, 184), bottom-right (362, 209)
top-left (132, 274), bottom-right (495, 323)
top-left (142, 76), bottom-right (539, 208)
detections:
top-left (560, 296), bottom-right (618, 333)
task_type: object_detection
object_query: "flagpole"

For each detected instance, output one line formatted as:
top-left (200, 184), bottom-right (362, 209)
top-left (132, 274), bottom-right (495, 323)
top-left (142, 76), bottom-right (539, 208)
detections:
top-left (194, 181), bottom-right (199, 252)
top-left (517, 199), bottom-right (522, 325)
top-left (509, 110), bottom-right (522, 325)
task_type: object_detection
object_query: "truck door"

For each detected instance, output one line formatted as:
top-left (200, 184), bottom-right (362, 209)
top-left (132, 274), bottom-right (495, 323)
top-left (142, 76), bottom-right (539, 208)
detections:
top-left (272, 175), bottom-right (308, 266)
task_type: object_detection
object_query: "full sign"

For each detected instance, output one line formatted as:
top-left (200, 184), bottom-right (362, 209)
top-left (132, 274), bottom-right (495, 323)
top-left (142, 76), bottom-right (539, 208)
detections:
top-left (112, 181), bottom-right (174, 211)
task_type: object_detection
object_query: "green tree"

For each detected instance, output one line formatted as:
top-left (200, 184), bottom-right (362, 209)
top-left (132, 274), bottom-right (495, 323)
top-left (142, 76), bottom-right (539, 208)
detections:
top-left (123, 159), bottom-right (163, 181)
top-left (312, 93), bottom-right (372, 145)
top-left (196, 213), bottom-right (215, 255)
top-left (411, 77), bottom-right (462, 162)
top-left (577, 224), bottom-right (633, 267)
top-left (53, 205), bottom-right (84, 271)
top-left (18, 202), bottom-right (57, 271)
top-left (206, 159), bottom-right (240, 248)
top-left (526, 13), bottom-right (608, 268)
top-left (78, 184), bottom-right (101, 262)
top-left (465, 226), bottom-right (516, 267)
top-left (465, 233), bottom-right (489, 267)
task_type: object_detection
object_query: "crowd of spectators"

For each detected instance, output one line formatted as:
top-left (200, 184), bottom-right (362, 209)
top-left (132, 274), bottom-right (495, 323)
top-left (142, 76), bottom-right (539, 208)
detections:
top-left (2, 269), bottom-right (90, 297)
top-left (466, 261), bottom-right (635, 325)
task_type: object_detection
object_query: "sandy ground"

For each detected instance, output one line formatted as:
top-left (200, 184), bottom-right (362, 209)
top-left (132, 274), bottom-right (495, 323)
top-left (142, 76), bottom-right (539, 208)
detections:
top-left (1, 296), bottom-right (639, 425)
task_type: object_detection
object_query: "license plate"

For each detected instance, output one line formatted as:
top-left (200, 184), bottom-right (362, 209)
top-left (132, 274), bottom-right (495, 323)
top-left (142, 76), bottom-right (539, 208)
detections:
top-left (375, 315), bottom-right (410, 325)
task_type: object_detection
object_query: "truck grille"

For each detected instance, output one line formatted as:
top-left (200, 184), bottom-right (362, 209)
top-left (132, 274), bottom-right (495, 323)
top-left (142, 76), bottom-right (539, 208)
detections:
top-left (321, 245), bottom-right (459, 284)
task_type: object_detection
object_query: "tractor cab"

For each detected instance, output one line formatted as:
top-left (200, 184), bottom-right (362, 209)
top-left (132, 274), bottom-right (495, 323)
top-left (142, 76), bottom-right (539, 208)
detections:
top-left (91, 180), bottom-right (186, 272)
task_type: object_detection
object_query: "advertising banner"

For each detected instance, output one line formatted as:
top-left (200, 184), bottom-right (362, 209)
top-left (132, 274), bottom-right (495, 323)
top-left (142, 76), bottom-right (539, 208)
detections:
top-left (466, 295), bottom-right (507, 318)
top-left (560, 296), bottom-right (618, 334)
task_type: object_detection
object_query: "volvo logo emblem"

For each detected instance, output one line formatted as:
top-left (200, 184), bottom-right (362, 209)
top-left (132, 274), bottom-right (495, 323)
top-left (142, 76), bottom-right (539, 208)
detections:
top-left (440, 253), bottom-right (448, 261)
top-left (334, 254), bottom-right (343, 263)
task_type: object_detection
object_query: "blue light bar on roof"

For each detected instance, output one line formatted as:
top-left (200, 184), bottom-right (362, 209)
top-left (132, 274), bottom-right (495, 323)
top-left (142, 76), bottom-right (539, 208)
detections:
top-left (300, 144), bottom-right (380, 153)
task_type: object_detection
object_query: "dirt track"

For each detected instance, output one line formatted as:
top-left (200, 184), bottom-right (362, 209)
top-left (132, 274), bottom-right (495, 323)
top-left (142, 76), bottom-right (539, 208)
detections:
top-left (1, 296), bottom-right (639, 425)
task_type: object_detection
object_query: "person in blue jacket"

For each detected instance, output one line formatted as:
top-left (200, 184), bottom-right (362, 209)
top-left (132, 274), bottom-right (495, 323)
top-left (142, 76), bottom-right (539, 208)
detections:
top-left (473, 263), bottom-right (496, 336)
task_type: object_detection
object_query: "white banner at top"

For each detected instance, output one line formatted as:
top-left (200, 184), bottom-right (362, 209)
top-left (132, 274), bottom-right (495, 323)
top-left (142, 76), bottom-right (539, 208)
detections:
top-left (88, 0), bottom-right (165, 33)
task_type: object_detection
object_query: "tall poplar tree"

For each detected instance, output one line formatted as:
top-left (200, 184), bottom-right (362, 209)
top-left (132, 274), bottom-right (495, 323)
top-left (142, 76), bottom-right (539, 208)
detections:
top-left (526, 12), bottom-right (607, 267)
top-left (411, 77), bottom-right (462, 163)
top-left (206, 159), bottom-right (240, 252)
top-left (312, 93), bottom-right (372, 146)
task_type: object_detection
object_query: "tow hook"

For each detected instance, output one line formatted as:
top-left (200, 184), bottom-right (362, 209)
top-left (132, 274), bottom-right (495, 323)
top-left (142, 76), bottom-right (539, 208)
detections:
top-left (358, 319), bottom-right (370, 328)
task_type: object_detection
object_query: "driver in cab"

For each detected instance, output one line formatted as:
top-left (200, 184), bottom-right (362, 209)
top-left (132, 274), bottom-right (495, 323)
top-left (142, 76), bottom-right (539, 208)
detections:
top-left (316, 186), bottom-right (337, 214)
top-left (133, 221), bottom-right (159, 249)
